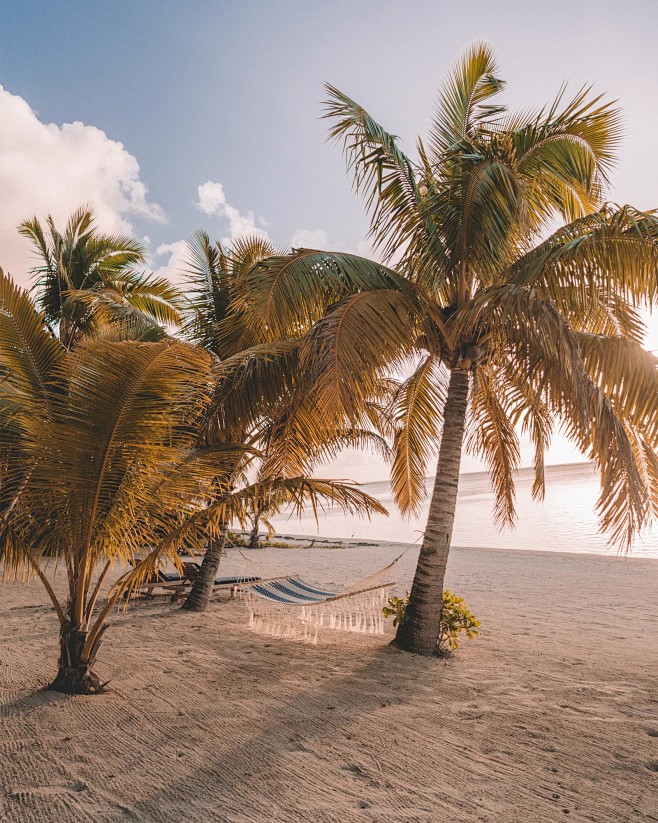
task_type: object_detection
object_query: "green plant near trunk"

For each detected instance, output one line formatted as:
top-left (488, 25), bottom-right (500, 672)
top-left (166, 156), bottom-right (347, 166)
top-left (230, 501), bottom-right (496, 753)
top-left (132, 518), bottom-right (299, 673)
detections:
top-left (383, 590), bottom-right (480, 654)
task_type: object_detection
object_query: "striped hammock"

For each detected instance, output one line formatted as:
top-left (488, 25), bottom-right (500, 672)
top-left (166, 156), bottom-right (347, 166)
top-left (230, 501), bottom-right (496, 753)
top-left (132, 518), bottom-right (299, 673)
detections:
top-left (239, 575), bottom-right (394, 643)
top-left (248, 576), bottom-right (339, 604)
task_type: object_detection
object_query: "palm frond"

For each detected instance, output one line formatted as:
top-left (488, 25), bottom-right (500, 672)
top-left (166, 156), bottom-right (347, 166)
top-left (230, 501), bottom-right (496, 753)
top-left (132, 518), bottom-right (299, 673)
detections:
top-left (575, 333), bottom-right (658, 436)
top-left (104, 271), bottom-right (184, 325)
top-left (300, 288), bottom-right (423, 422)
top-left (306, 427), bottom-right (393, 468)
top-left (210, 476), bottom-right (388, 529)
top-left (233, 250), bottom-right (415, 342)
top-left (439, 149), bottom-right (521, 291)
top-left (23, 341), bottom-right (214, 554)
top-left (323, 84), bottom-right (446, 267)
top-left (390, 355), bottom-right (448, 515)
top-left (513, 84), bottom-right (622, 220)
top-left (467, 283), bottom-right (652, 547)
top-left (428, 41), bottom-right (505, 159)
top-left (498, 359), bottom-right (553, 501)
top-left (207, 340), bottom-right (301, 443)
top-left (182, 231), bottom-right (282, 354)
top-left (0, 269), bottom-right (64, 407)
top-left (61, 288), bottom-right (172, 341)
top-left (506, 205), bottom-right (658, 312)
top-left (465, 365), bottom-right (520, 525)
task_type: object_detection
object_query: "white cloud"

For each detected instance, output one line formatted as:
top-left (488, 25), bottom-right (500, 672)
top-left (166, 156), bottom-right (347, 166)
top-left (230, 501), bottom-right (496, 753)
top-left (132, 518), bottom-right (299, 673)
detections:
top-left (0, 86), bottom-right (165, 286)
top-left (196, 181), bottom-right (226, 216)
top-left (153, 241), bottom-right (190, 287)
top-left (290, 228), bottom-right (330, 250)
top-left (196, 180), bottom-right (267, 245)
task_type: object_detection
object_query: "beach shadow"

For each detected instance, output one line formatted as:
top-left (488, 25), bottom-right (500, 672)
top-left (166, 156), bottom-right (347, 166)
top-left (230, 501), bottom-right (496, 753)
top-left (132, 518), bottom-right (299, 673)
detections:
top-left (0, 686), bottom-right (76, 718)
top-left (133, 640), bottom-right (445, 818)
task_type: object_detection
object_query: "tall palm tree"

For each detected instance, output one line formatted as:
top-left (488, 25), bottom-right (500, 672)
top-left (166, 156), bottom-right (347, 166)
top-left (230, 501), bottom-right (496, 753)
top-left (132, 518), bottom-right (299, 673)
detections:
top-left (179, 231), bottom-right (391, 611)
top-left (227, 43), bottom-right (658, 655)
top-left (0, 270), bottom-right (384, 691)
top-left (19, 206), bottom-right (183, 347)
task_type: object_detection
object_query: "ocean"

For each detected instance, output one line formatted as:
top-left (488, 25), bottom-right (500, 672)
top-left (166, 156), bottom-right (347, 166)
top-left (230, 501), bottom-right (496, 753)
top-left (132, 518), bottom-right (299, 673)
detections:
top-left (271, 462), bottom-right (658, 559)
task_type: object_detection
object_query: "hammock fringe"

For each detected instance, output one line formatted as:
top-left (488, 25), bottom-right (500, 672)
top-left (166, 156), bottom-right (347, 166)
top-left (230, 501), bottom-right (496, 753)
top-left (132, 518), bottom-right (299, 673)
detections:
top-left (239, 579), bottom-right (393, 644)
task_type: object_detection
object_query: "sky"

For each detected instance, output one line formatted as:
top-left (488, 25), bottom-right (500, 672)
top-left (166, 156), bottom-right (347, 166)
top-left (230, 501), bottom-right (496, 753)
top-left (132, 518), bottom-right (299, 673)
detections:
top-left (0, 0), bottom-right (657, 481)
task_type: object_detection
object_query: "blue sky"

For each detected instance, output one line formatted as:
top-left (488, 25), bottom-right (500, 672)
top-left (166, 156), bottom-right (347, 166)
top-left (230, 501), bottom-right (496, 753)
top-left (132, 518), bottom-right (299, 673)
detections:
top-left (3, 0), bottom-right (656, 258)
top-left (1, 0), bottom-right (657, 477)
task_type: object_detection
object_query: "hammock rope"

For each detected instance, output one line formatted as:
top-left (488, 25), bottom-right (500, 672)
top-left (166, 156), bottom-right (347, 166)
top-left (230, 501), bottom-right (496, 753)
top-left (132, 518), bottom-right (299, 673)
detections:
top-left (235, 538), bottom-right (419, 644)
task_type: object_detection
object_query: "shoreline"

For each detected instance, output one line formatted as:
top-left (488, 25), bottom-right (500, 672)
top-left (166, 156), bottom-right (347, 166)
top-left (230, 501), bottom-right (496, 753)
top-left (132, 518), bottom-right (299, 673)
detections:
top-left (248, 532), bottom-right (658, 563)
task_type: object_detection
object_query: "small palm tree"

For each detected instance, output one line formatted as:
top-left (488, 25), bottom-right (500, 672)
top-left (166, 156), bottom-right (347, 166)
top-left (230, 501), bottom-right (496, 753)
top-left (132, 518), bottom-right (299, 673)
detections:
top-left (228, 43), bottom-right (658, 655)
top-left (0, 271), bottom-right (219, 692)
top-left (246, 489), bottom-right (281, 548)
top-left (19, 206), bottom-right (183, 347)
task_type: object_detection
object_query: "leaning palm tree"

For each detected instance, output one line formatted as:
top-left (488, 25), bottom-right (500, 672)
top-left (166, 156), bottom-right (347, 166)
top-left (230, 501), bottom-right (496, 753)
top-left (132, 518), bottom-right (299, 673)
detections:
top-left (227, 43), bottom-right (658, 655)
top-left (19, 206), bottom-right (183, 347)
top-left (0, 270), bottom-right (384, 691)
top-left (179, 231), bottom-right (391, 611)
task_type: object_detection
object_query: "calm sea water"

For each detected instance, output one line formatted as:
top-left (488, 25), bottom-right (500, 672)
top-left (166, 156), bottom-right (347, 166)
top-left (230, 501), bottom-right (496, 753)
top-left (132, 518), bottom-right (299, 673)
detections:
top-left (272, 462), bottom-right (658, 559)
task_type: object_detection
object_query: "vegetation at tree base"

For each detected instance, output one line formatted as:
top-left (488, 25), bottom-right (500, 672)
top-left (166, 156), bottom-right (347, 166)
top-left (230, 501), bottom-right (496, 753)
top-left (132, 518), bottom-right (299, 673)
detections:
top-left (383, 591), bottom-right (480, 653)
top-left (226, 42), bottom-right (658, 655)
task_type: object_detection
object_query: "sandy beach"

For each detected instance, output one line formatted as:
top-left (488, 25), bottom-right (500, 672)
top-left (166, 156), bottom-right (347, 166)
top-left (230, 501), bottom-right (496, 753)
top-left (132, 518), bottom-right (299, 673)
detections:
top-left (1, 540), bottom-right (657, 822)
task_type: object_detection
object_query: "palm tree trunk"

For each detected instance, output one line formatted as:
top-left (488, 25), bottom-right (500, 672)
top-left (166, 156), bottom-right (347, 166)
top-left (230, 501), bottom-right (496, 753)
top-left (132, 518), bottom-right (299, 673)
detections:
top-left (48, 616), bottom-right (104, 694)
top-left (181, 531), bottom-right (227, 612)
top-left (248, 516), bottom-right (261, 549)
top-left (395, 368), bottom-right (470, 656)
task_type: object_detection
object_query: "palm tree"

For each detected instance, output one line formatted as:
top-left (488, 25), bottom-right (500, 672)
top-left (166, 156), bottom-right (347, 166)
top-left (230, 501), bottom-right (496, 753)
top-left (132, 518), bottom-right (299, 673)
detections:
top-left (0, 270), bottom-right (219, 692)
top-left (179, 231), bottom-right (392, 611)
top-left (246, 490), bottom-right (280, 548)
top-left (227, 43), bottom-right (658, 655)
top-left (19, 206), bottom-right (183, 347)
top-left (180, 472), bottom-right (387, 612)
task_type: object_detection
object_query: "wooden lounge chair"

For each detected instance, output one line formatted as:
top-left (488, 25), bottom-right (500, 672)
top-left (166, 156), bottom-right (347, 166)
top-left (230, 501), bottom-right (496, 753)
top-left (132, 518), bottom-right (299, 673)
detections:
top-left (131, 559), bottom-right (261, 602)
top-left (138, 567), bottom-right (192, 601)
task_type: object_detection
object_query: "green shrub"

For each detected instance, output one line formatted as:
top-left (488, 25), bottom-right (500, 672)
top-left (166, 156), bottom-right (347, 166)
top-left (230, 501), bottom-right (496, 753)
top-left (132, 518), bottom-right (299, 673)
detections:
top-left (383, 590), bottom-right (480, 653)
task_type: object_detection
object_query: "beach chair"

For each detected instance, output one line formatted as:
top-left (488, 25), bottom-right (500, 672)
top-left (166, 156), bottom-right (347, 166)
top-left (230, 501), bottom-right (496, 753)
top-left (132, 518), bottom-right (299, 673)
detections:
top-left (131, 558), bottom-right (261, 602)
top-left (181, 562), bottom-right (260, 599)
top-left (138, 567), bottom-right (192, 601)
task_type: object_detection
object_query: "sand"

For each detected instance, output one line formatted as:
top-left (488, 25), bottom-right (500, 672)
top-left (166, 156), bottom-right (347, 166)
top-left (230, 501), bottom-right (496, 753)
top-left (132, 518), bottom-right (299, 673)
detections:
top-left (1, 540), bottom-right (657, 823)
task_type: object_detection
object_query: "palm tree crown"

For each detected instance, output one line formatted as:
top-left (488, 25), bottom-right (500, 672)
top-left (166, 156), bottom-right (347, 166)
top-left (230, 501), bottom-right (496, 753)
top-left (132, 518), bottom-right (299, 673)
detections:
top-left (20, 206), bottom-right (184, 347)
